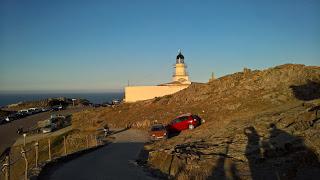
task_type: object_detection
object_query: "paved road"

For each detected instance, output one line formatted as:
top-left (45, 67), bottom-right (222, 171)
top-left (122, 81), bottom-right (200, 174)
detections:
top-left (43, 129), bottom-right (155, 180)
top-left (0, 107), bottom-right (90, 155)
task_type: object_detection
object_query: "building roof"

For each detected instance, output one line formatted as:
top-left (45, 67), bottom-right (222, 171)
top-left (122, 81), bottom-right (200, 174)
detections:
top-left (158, 81), bottom-right (191, 86)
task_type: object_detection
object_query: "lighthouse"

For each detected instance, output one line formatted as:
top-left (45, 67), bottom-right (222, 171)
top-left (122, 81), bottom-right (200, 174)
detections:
top-left (124, 49), bottom-right (192, 102)
top-left (173, 50), bottom-right (191, 84)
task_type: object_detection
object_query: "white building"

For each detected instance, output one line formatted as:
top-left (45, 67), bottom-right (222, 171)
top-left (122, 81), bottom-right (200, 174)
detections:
top-left (124, 50), bottom-right (191, 102)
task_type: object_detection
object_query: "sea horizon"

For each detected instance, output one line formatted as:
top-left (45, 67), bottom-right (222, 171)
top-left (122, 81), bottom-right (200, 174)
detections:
top-left (0, 92), bottom-right (124, 107)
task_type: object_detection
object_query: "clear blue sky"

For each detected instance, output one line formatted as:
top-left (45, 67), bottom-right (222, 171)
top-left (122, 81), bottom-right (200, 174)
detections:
top-left (1, 0), bottom-right (319, 92)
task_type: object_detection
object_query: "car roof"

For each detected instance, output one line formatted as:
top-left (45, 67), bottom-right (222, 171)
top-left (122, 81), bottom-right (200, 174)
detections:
top-left (176, 113), bottom-right (192, 118)
top-left (151, 124), bottom-right (165, 127)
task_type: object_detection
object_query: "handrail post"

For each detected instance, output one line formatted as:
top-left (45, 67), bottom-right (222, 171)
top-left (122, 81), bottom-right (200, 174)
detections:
top-left (86, 135), bottom-right (89, 148)
top-left (90, 135), bottom-right (93, 147)
top-left (64, 136), bottom-right (67, 155)
top-left (4, 155), bottom-right (10, 180)
top-left (48, 138), bottom-right (51, 161)
top-left (35, 141), bottom-right (39, 168)
top-left (21, 147), bottom-right (28, 180)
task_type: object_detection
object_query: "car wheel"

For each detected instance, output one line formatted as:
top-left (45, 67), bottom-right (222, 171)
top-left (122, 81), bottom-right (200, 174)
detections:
top-left (189, 124), bottom-right (194, 130)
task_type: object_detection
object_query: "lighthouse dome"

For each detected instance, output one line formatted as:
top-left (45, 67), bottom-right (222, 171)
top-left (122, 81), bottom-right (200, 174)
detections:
top-left (176, 52), bottom-right (184, 64)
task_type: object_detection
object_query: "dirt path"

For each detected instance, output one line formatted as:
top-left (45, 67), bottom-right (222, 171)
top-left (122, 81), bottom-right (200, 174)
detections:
top-left (42, 129), bottom-right (155, 180)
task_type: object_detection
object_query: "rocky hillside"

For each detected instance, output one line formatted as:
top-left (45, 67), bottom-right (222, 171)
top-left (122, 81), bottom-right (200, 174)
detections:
top-left (72, 64), bottom-right (320, 179)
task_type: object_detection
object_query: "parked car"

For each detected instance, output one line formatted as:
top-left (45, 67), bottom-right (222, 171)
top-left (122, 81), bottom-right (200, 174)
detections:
top-left (166, 113), bottom-right (202, 132)
top-left (29, 107), bottom-right (41, 114)
top-left (5, 114), bottom-right (17, 122)
top-left (38, 114), bottom-right (71, 133)
top-left (101, 102), bottom-right (112, 107)
top-left (0, 117), bottom-right (6, 124)
top-left (15, 112), bottom-right (28, 119)
top-left (112, 99), bottom-right (121, 105)
top-left (50, 105), bottom-right (64, 111)
top-left (19, 109), bottom-right (33, 115)
top-left (41, 108), bottom-right (49, 112)
top-left (93, 104), bottom-right (102, 108)
top-left (149, 124), bottom-right (167, 140)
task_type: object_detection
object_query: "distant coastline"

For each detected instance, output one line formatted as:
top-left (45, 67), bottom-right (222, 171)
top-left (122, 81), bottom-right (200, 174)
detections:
top-left (0, 92), bottom-right (124, 107)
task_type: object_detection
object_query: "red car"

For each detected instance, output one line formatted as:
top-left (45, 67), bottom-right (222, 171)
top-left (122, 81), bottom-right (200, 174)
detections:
top-left (149, 124), bottom-right (168, 140)
top-left (166, 113), bottom-right (201, 132)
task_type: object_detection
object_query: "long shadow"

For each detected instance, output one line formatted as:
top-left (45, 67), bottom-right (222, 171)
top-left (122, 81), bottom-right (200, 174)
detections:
top-left (210, 149), bottom-right (227, 179)
top-left (167, 131), bottom-right (181, 139)
top-left (244, 126), bottom-right (265, 180)
top-left (290, 81), bottom-right (320, 101)
top-left (0, 147), bottom-right (10, 162)
top-left (210, 142), bottom-right (240, 180)
top-left (38, 142), bottom-right (156, 180)
top-left (136, 147), bottom-right (170, 179)
top-left (108, 126), bottom-right (131, 136)
top-left (244, 124), bottom-right (320, 180)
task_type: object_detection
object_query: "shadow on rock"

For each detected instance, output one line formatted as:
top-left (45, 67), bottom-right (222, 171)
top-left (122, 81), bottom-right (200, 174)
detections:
top-left (290, 81), bottom-right (320, 101)
top-left (210, 143), bottom-right (240, 180)
top-left (105, 126), bottom-right (131, 137)
top-left (167, 131), bottom-right (181, 139)
top-left (244, 124), bottom-right (320, 180)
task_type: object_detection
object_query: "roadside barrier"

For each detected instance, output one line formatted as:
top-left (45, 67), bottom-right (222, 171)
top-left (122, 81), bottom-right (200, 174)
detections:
top-left (0, 132), bottom-right (104, 180)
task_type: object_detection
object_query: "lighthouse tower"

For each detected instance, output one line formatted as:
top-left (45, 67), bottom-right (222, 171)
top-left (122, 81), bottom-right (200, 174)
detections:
top-left (173, 50), bottom-right (191, 84)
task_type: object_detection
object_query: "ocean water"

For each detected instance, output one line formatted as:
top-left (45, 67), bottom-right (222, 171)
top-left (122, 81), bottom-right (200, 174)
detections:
top-left (0, 92), bottom-right (124, 107)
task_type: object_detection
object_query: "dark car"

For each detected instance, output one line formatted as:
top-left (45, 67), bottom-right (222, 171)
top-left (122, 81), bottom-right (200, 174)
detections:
top-left (41, 108), bottom-right (49, 112)
top-left (149, 124), bottom-right (168, 140)
top-left (93, 104), bottom-right (102, 108)
top-left (50, 105), bottom-right (64, 111)
top-left (15, 112), bottom-right (28, 119)
top-left (5, 114), bottom-right (17, 122)
top-left (101, 102), bottom-right (112, 107)
top-left (166, 113), bottom-right (201, 132)
top-left (0, 117), bottom-right (6, 125)
top-left (112, 99), bottom-right (121, 105)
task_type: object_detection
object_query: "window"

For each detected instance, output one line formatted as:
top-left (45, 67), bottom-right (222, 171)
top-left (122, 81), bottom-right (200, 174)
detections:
top-left (179, 116), bottom-right (189, 122)
top-left (151, 125), bottom-right (165, 131)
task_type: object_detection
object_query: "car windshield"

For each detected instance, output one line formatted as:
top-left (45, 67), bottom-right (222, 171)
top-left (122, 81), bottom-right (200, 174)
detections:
top-left (172, 116), bottom-right (189, 123)
top-left (192, 115), bottom-right (201, 121)
top-left (151, 125), bottom-right (165, 131)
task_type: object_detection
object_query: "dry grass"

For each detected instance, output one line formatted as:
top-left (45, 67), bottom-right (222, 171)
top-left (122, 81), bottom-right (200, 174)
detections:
top-left (1, 129), bottom-right (98, 180)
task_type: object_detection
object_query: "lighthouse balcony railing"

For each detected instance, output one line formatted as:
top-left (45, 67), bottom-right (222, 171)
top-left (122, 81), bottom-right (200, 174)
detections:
top-left (172, 72), bottom-right (189, 77)
top-left (173, 63), bottom-right (188, 68)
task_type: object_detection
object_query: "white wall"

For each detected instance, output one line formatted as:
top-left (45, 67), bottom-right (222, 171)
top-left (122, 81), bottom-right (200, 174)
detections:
top-left (124, 85), bottom-right (189, 102)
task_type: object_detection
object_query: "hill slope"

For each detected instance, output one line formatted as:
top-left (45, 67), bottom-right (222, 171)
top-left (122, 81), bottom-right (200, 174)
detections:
top-left (72, 64), bottom-right (320, 179)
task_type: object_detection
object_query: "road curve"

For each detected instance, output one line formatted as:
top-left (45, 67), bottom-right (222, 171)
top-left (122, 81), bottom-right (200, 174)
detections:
top-left (0, 107), bottom-right (90, 154)
top-left (42, 129), bottom-right (155, 180)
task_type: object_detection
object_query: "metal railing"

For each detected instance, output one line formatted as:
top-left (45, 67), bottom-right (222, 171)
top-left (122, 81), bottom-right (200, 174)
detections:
top-left (0, 132), bottom-right (103, 180)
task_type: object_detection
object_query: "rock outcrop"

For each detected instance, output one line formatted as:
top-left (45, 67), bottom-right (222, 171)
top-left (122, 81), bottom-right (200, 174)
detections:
top-left (72, 64), bottom-right (320, 179)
